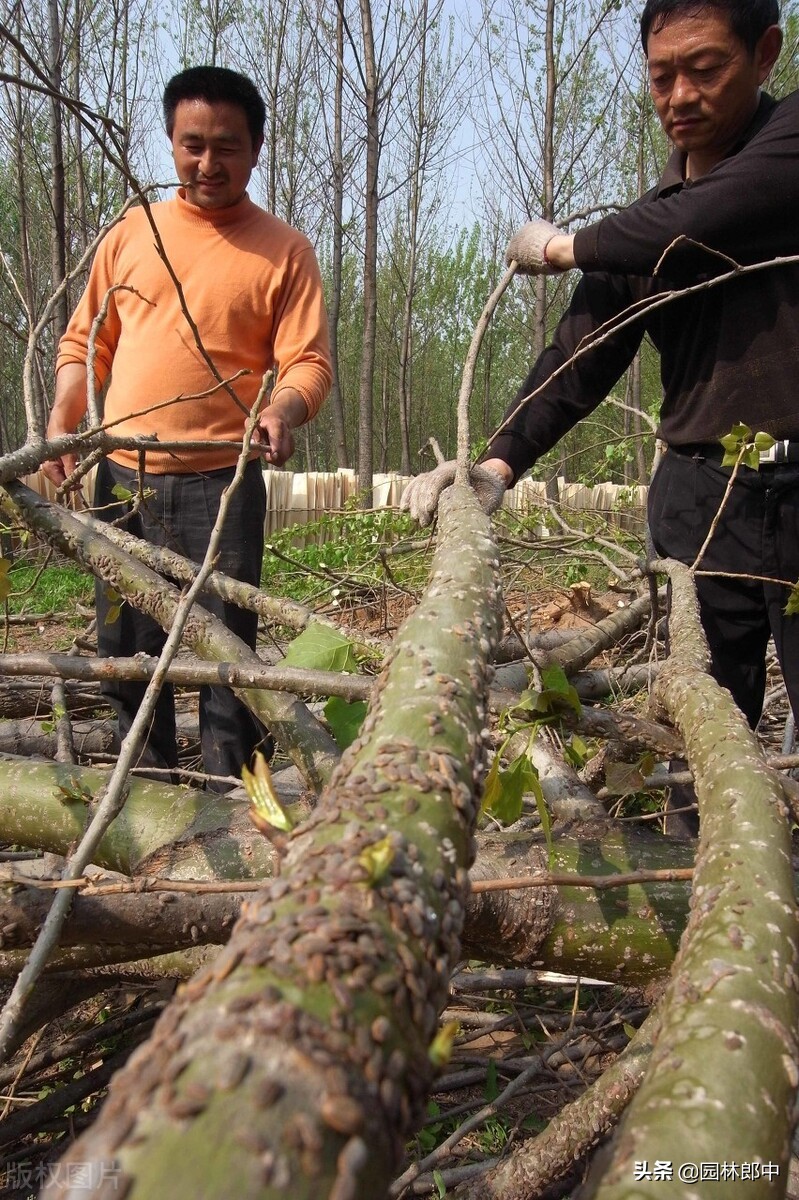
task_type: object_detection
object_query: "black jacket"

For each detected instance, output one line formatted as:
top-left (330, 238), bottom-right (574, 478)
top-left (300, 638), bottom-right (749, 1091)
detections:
top-left (487, 91), bottom-right (799, 484)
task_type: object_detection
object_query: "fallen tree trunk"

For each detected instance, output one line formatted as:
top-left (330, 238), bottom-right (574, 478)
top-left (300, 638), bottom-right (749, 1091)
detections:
top-left (494, 591), bottom-right (654, 671)
top-left (572, 663), bottom-right (657, 701)
top-left (0, 821), bottom-right (693, 985)
top-left (0, 481), bottom-right (340, 793)
top-left (0, 752), bottom-right (283, 880)
top-left (586, 559), bottom-right (799, 1197)
top-left (465, 824), bottom-right (692, 984)
top-left (0, 718), bottom-right (114, 759)
top-left (0, 879), bottom-right (243, 951)
top-left (0, 680), bottom-right (101, 720)
top-left (0, 651), bottom-right (375, 702)
top-left (43, 482), bottom-right (504, 1200)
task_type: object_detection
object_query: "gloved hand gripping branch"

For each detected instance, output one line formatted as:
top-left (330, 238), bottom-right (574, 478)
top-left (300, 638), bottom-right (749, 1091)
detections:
top-left (400, 461), bottom-right (507, 528)
top-left (504, 219), bottom-right (563, 275)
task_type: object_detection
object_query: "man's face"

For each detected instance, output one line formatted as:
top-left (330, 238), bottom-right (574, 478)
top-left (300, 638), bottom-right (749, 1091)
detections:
top-left (646, 8), bottom-right (781, 175)
top-left (170, 99), bottom-right (262, 210)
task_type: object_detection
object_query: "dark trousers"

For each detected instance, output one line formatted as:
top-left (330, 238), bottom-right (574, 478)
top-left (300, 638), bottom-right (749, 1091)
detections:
top-left (648, 448), bottom-right (799, 728)
top-left (93, 457), bottom-right (270, 790)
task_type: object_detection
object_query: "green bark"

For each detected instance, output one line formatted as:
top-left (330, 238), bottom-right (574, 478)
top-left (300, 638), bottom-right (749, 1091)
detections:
top-left (0, 752), bottom-right (280, 880)
top-left (588, 560), bottom-right (799, 1198)
top-left (466, 825), bottom-right (693, 985)
top-left (1, 805), bottom-right (693, 983)
top-left (42, 483), bottom-right (504, 1200)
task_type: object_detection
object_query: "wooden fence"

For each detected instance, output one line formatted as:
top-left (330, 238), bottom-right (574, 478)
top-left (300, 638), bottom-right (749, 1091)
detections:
top-left (262, 470), bottom-right (647, 539)
top-left (20, 468), bottom-right (647, 540)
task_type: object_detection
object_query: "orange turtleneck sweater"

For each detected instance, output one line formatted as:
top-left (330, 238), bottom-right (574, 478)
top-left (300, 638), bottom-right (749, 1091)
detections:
top-left (57, 191), bottom-right (332, 473)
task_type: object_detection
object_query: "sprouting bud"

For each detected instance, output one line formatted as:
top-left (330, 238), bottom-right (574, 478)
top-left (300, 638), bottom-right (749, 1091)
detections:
top-left (358, 835), bottom-right (395, 886)
top-left (242, 751), bottom-right (293, 833)
top-left (428, 1020), bottom-right (460, 1068)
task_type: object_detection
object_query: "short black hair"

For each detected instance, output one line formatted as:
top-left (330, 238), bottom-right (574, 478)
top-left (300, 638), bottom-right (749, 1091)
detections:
top-left (163, 66), bottom-right (266, 146)
top-left (640, 0), bottom-right (780, 52)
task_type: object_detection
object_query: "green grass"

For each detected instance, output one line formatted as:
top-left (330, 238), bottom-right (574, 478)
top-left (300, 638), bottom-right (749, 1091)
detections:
top-left (1, 508), bottom-right (425, 620)
top-left (5, 559), bottom-right (93, 615)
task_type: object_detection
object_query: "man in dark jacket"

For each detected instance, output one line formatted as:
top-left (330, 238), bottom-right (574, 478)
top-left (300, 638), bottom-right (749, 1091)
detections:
top-left (404, 0), bottom-right (797, 753)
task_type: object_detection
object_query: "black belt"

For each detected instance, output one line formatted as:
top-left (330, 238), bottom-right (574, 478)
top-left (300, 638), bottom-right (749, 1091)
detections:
top-left (671, 441), bottom-right (799, 465)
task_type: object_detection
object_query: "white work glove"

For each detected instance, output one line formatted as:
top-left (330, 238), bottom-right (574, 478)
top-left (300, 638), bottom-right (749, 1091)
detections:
top-left (505, 219), bottom-right (562, 275)
top-left (400, 461), bottom-right (507, 528)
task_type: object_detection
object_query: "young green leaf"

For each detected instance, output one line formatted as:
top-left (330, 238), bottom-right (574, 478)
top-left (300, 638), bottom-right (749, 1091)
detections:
top-left (427, 1022), bottom-right (458, 1070)
top-left (540, 662), bottom-right (573, 696)
top-left (515, 663), bottom-right (581, 719)
top-left (786, 582), bottom-right (799, 617)
top-left (56, 779), bottom-right (94, 804)
top-left (720, 423), bottom-right (751, 466)
top-left (429, 1020), bottom-right (460, 1068)
top-left (324, 696), bottom-right (367, 749)
top-left (480, 755), bottom-right (503, 811)
top-left (103, 585), bottom-right (123, 626)
top-left (719, 422), bottom-right (752, 453)
top-left (719, 423), bottom-right (773, 470)
top-left (482, 752), bottom-right (548, 832)
top-left (481, 755), bottom-right (523, 825)
top-left (283, 623), bottom-right (358, 673)
top-left (564, 733), bottom-right (591, 769)
top-left (529, 764), bottom-right (554, 865)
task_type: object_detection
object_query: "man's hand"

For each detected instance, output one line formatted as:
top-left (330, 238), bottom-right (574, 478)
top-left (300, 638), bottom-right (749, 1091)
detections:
top-left (505, 220), bottom-right (575, 275)
top-left (41, 450), bottom-right (79, 490)
top-left (42, 362), bottom-right (90, 490)
top-left (400, 460), bottom-right (510, 527)
top-left (253, 389), bottom-right (308, 467)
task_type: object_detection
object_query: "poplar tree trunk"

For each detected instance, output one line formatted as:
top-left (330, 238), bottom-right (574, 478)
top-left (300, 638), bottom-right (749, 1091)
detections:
top-left (585, 560), bottom-right (799, 1198)
top-left (0, 760), bottom-right (694, 984)
top-left (396, 0), bottom-right (428, 476)
top-left (326, 3), bottom-right (350, 469)
top-left (42, 483), bottom-right (503, 1200)
top-left (47, 0), bottom-right (69, 346)
top-left (0, 752), bottom-right (279, 880)
top-left (357, 0), bottom-right (379, 505)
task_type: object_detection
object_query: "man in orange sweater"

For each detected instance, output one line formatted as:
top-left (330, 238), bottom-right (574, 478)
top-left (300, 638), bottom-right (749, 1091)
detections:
top-left (43, 66), bottom-right (332, 790)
